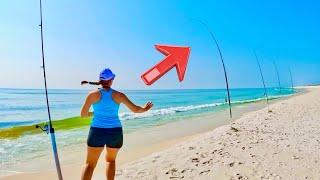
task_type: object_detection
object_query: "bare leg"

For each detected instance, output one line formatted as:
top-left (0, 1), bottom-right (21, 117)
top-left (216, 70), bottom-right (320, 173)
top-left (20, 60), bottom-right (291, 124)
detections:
top-left (105, 147), bottom-right (120, 180)
top-left (81, 146), bottom-right (104, 180)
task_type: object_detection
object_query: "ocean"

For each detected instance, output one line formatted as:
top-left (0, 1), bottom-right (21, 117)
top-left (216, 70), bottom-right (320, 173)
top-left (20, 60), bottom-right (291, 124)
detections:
top-left (0, 87), bottom-right (295, 174)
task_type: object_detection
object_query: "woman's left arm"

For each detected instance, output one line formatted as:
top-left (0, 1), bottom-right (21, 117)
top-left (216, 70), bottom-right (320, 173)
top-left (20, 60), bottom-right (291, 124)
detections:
top-left (117, 92), bottom-right (153, 113)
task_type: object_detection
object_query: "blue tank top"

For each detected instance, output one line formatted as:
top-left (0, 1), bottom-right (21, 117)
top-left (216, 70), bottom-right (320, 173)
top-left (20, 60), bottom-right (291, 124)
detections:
top-left (91, 88), bottom-right (122, 128)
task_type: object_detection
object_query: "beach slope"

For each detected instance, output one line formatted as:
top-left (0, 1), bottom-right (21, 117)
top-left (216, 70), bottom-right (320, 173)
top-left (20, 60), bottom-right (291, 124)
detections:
top-left (116, 87), bottom-right (320, 179)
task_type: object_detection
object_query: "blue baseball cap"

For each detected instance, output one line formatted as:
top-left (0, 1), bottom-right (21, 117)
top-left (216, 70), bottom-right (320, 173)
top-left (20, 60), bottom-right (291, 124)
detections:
top-left (99, 68), bottom-right (115, 81)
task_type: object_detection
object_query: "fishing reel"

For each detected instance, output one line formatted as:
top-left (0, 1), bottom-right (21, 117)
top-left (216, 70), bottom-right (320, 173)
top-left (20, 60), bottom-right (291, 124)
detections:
top-left (35, 124), bottom-right (49, 134)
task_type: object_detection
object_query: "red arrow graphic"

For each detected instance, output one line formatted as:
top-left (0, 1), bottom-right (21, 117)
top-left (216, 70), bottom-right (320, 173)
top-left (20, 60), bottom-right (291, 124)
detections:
top-left (141, 45), bottom-right (191, 85)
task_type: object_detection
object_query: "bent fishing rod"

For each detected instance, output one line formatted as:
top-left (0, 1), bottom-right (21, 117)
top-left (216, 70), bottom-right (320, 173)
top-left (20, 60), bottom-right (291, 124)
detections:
top-left (35, 0), bottom-right (63, 179)
top-left (289, 67), bottom-right (294, 91)
top-left (194, 20), bottom-right (232, 119)
top-left (273, 61), bottom-right (282, 93)
top-left (254, 52), bottom-right (270, 111)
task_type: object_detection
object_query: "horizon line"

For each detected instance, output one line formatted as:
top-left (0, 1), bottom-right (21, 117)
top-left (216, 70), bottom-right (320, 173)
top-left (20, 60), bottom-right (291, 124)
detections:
top-left (0, 86), bottom-right (307, 91)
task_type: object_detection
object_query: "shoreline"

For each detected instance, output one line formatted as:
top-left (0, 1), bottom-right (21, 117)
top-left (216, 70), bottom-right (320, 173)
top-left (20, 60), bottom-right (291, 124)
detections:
top-left (1, 89), bottom-right (303, 179)
top-left (0, 89), bottom-right (296, 136)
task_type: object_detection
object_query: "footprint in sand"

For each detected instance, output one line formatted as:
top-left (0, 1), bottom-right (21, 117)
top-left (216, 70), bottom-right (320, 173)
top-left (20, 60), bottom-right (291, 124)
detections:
top-left (191, 157), bottom-right (199, 163)
top-left (166, 168), bottom-right (178, 175)
top-left (169, 176), bottom-right (184, 179)
top-left (199, 170), bottom-right (210, 175)
top-left (202, 159), bottom-right (213, 165)
top-left (165, 168), bottom-right (185, 179)
top-left (211, 149), bottom-right (217, 154)
top-left (180, 168), bottom-right (194, 174)
top-left (233, 173), bottom-right (248, 180)
top-left (292, 155), bottom-right (300, 160)
top-left (229, 162), bottom-right (235, 167)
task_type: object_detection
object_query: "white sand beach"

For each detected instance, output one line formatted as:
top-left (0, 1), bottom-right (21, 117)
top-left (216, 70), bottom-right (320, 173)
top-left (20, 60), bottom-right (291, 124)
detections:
top-left (115, 86), bottom-right (320, 179)
top-left (2, 86), bottom-right (320, 179)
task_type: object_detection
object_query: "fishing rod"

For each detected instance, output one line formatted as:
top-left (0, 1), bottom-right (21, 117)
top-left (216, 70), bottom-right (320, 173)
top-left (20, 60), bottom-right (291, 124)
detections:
top-left (254, 52), bottom-right (270, 111)
top-left (35, 0), bottom-right (63, 179)
top-left (273, 61), bottom-right (282, 93)
top-left (289, 67), bottom-right (294, 91)
top-left (194, 20), bottom-right (232, 118)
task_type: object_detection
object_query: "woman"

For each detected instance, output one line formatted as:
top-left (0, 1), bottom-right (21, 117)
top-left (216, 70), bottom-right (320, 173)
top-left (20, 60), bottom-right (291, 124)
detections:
top-left (80, 68), bottom-right (153, 180)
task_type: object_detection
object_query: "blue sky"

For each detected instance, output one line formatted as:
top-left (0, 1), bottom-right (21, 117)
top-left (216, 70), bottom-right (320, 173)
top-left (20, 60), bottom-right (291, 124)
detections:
top-left (0, 0), bottom-right (319, 89)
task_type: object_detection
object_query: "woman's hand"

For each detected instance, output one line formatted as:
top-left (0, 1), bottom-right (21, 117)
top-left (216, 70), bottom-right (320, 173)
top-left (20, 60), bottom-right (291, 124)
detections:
top-left (143, 102), bottom-right (153, 112)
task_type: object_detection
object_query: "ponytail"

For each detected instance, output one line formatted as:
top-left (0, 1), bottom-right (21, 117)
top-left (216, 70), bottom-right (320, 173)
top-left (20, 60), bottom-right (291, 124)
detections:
top-left (81, 81), bottom-right (100, 85)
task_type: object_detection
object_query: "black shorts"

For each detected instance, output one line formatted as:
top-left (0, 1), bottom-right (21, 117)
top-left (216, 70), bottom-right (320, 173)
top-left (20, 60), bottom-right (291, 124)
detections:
top-left (87, 127), bottom-right (123, 148)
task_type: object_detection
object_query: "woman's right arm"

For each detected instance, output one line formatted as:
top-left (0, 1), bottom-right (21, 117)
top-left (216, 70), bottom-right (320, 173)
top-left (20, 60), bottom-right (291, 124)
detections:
top-left (80, 92), bottom-right (96, 118)
top-left (118, 93), bottom-right (153, 113)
